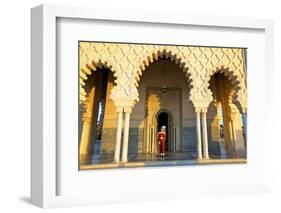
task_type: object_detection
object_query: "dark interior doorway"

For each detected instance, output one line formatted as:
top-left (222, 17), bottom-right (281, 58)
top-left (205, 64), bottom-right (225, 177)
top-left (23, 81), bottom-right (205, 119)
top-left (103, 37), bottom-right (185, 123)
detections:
top-left (157, 112), bottom-right (170, 152)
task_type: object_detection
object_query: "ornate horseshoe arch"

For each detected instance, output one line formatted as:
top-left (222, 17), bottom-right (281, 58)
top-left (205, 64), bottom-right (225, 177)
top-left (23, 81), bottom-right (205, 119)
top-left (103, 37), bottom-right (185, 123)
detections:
top-left (207, 67), bottom-right (241, 108)
top-left (79, 59), bottom-right (118, 106)
top-left (132, 48), bottom-right (195, 103)
top-left (206, 66), bottom-right (246, 112)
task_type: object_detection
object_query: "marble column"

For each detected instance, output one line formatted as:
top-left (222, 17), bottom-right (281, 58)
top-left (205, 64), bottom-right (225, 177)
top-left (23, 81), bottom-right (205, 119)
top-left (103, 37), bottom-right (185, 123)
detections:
top-left (195, 109), bottom-right (203, 160)
top-left (202, 110), bottom-right (209, 159)
top-left (230, 119), bottom-right (236, 145)
top-left (230, 119), bottom-right (237, 157)
top-left (242, 112), bottom-right (247, 141)
top-left (114, 107), bottom-right (123, 163)
top-left (121, 107), bottom-right (132, 162)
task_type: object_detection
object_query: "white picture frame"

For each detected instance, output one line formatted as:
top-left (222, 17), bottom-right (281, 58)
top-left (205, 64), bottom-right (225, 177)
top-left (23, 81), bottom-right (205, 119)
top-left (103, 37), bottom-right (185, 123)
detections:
top-left (31, 4), bottom-right (274, 208)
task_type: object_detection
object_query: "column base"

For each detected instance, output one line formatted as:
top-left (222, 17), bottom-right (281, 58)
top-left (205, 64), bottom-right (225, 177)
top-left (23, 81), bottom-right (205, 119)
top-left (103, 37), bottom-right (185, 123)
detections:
top-left (198, 157), bottom-right (210, 161)
top-left (197, 156), bottom-right (203, 160)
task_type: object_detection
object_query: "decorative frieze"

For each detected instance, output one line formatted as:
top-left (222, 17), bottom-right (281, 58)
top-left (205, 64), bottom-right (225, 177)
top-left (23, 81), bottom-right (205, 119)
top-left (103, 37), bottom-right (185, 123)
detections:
top-left (80, 42), bottom-right (247, 112)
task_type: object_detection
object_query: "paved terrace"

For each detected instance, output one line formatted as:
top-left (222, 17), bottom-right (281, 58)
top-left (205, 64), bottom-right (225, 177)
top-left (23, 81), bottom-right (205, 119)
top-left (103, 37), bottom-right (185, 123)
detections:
top-left (80, 152), bottom-right (246, 170)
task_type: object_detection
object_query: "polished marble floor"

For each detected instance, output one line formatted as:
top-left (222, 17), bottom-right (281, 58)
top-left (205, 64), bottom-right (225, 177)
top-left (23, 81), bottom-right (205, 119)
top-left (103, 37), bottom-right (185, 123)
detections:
top-left (80, 151), bottom-right (245, 168)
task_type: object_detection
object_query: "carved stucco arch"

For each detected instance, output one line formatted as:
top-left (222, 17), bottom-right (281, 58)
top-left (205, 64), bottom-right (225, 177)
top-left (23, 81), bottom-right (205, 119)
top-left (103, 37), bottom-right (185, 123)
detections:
top-left (132, 48), bottom-right (195, 102)
top-left (79, 42), bottom-right (247, 111)
top-left (152, 108), bottom-right (173, 125)
top-left (79, 59), bottom-right (118, 109)
top-left (206, 66), bottom-right (246, 112)
top-left (189, 47), bottom-right (247, 111)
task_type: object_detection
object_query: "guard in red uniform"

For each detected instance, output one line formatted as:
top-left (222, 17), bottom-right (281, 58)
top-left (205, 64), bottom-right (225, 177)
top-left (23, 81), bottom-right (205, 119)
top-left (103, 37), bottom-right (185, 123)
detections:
top-left (157, 126), bottom-right (166, 157)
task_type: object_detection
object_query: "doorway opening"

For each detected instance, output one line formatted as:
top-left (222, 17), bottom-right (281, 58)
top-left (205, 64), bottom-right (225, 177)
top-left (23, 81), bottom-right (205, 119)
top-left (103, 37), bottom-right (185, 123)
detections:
top-left (156, 110), bottom-right (173, 152)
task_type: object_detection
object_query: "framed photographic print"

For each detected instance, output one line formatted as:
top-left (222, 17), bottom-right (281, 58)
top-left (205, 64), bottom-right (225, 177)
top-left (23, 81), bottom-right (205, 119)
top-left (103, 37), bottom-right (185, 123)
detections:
top-left (31, 4), bottom-right (274, 208)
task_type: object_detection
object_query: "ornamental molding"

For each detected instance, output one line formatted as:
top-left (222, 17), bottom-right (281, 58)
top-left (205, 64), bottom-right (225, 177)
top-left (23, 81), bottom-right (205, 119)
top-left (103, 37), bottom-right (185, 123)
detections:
top-left (79, 42), bottom-right (247, 111)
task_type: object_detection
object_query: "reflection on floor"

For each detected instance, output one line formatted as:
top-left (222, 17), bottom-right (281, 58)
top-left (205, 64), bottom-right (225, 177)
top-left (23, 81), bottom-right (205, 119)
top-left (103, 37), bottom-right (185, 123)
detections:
top-left (80, 151), bottom-right (246, 170)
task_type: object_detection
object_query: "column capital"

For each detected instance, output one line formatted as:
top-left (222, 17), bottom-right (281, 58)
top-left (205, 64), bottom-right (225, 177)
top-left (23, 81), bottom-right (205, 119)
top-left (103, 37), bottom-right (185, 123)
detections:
top-left (193, 104), bottom-right (209, 114)
top-left (116, 106), bottom-right (123, 113)
top-left (190, 95), bottom-right (212, 111)
top-left (112, 98), bottom-right (136, 110)
top-left (201, 108), bottom-right (208, 114)
top-left (124, 106), bottom-right (132, 113)
top-left (195, 108), bottom-right (201, 113)
top-left (194, 107), bottom-right (208, 113)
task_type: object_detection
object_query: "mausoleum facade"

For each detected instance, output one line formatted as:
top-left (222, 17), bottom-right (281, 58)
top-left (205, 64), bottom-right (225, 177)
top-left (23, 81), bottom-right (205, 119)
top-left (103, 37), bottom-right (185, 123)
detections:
top-left (79, 42), bottom-right (247, 164)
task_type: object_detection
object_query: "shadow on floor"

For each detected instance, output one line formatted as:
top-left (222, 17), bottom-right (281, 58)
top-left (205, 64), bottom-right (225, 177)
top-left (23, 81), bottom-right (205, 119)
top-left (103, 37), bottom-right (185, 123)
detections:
top-left (18, 196), bottom-right (31, 205)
